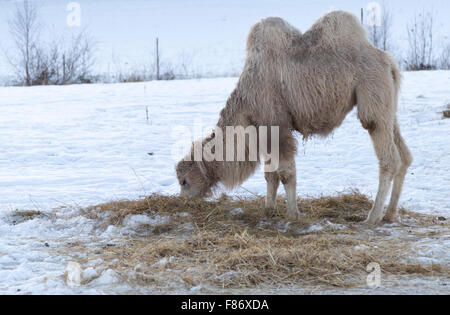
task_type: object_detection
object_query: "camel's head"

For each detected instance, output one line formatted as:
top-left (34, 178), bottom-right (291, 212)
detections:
top-left (176, 159), bottom-right (212, 198)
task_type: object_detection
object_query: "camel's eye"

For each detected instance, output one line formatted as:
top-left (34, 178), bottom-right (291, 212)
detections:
top-left (181, 179), bottom-right (187, 186)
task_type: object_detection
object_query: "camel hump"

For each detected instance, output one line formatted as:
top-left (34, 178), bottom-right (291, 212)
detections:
top-left (246, 11), bottom-right (368, 57)
top-left (311, 10), bottom-right (367, 43)
top-left (321, 10), bottom-right (361, 22)
top-left (246, 17), bottom-right (302, 55)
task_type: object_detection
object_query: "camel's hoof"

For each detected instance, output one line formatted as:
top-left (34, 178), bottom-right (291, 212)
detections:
top-left (265, 199), bottom-right (276, 210)
top-left (264, 206), bottom-right (277, 217)
top-left (286, 209), bottom-right (302, 221)
top-left (361, 218), bottom-right (382, 228)
top-left (383, 211), bottom-right (398, 224)
top-left (382, 216), bottom-right (397, 224)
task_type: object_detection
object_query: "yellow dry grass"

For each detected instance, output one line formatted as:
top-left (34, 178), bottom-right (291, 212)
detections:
top-left (72, 192), bottom-right (449, 290)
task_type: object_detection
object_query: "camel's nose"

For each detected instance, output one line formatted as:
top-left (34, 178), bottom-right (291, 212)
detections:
top-left (180, 187), bottom-right (202, 198)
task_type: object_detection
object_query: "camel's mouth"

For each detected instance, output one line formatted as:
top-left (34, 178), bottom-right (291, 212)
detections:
top-left (180, 186), bottom-right (210, 199)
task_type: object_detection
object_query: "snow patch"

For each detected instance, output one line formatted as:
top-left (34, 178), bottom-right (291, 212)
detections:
top-left (123, 214), bottom-right (170, 229)
top-left (93, 269), bottom-right (120, 286)
top-left (230, 208), bottom-right (244, 216)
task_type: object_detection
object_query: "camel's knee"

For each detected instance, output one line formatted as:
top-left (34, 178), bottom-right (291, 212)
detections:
top-left (379, 147), bottom-right (402, 177)
top-left (264, 171), bottom-right (279, 184)
top-left (277, 160), bottom-right (296, 185)
top-left (394, 123), bottom-right (413, 171)
top-left (279, 170), bottom-right (295, 185)
top-left (395, 151), bottom-right (412, 178)
top-left (380, 159), bottom-right (401, 178)
top-left (400, 147), bottom-right (413, 170)
top-left (370, 126), bottom-right (402, 177)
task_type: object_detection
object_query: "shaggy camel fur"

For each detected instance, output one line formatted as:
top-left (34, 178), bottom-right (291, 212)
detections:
top-left (176, 11), bottom-right (412, 225)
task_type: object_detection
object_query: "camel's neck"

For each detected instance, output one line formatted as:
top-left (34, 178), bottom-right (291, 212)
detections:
top-left (198, 88), bottom-right (259, 190)
top-left (217, 88), bottom-right (249, 129)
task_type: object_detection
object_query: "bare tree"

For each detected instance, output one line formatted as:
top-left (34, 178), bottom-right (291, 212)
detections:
top-left (379, 5), bottom-right (393, 52)
top-left (59, 30), bottom-right (96, 84)
top-left (439, 43), bottom-right (450, 70)
top-left (7, 0), bottom-right (41, 85)
top-left (406, 11), bottom-right (436, 70)
top-left (156, 37), bottom-right (160, 80)
top-left (6, 0), bottom-right (95, 85)
top-left (366, 2), bottom-right (393, 52)
top-left (30, 30), bottom-right (95, 85)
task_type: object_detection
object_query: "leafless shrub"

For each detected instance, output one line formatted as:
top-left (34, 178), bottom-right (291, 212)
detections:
top-left (118, 72), bottom-right (148, 83)
top-left (438, 43), bottom-right (450, 70)
top-left (6, 0), bottom-right (41, 86)
top-left (159, 63), bottom-right (176, 80)
top-left (114, 46), bottom-right (179, 83)
top-left (6, 0), bottom-right (95, 85)
top-left (174, 50), bottom-right (197, 79)
top-left (405, 11), bottom-right (436, 71)
top-left (366, 2), bottom-right (394, 52)
top-left (59, 31), bottom-right (96, 84)
top-left (27, 31), bottom-right (95, 85)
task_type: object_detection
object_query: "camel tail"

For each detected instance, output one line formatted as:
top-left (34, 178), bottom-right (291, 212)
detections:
top-left (386, 55), bottom-right (402, 112)
top-left (390, 56), bottom-right (402, 96)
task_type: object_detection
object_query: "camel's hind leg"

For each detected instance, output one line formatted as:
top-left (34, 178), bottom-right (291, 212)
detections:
top-left (365, 127), bottom-right (401, 225)
top-left (358, 90), bottom-right (401, 225)
top-left (383, 121), bottom-right (413, 223)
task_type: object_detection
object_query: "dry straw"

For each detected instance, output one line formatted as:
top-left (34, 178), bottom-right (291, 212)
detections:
top-left (75, 192), bottom-right (449, 289)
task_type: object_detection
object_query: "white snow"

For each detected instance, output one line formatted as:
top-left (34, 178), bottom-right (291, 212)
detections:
top-left (123, 214), bottom-right (170, 229)
top-left (1, 72), bottom-right (448, 215)
top-left (156, 257), bottom-right (175, 267)
top-left (230, 208), bottom-right (244, 216)
top-left (306, 221), bottom-right (348, 233)
top-left (92, 269), bottom-right (120, 286)
top-left (82, 267), bottom-right (98, 282)
top-left (0, 60), bottom-right (449, 294)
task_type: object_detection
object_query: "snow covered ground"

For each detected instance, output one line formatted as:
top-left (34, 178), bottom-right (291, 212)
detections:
top-left (0, 71), bottom-right (449, 294)
top-left (1, 71), bottom-right (449, 215)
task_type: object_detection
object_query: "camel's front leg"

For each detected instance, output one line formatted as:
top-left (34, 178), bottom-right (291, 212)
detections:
top-left (264, 168), bottom-right (280, 209)
top-left (278, 159), bottom-right (301, 220)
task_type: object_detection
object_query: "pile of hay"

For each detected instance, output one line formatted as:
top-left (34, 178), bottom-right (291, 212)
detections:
top-left (72, 192), bottom-right (448, 290)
